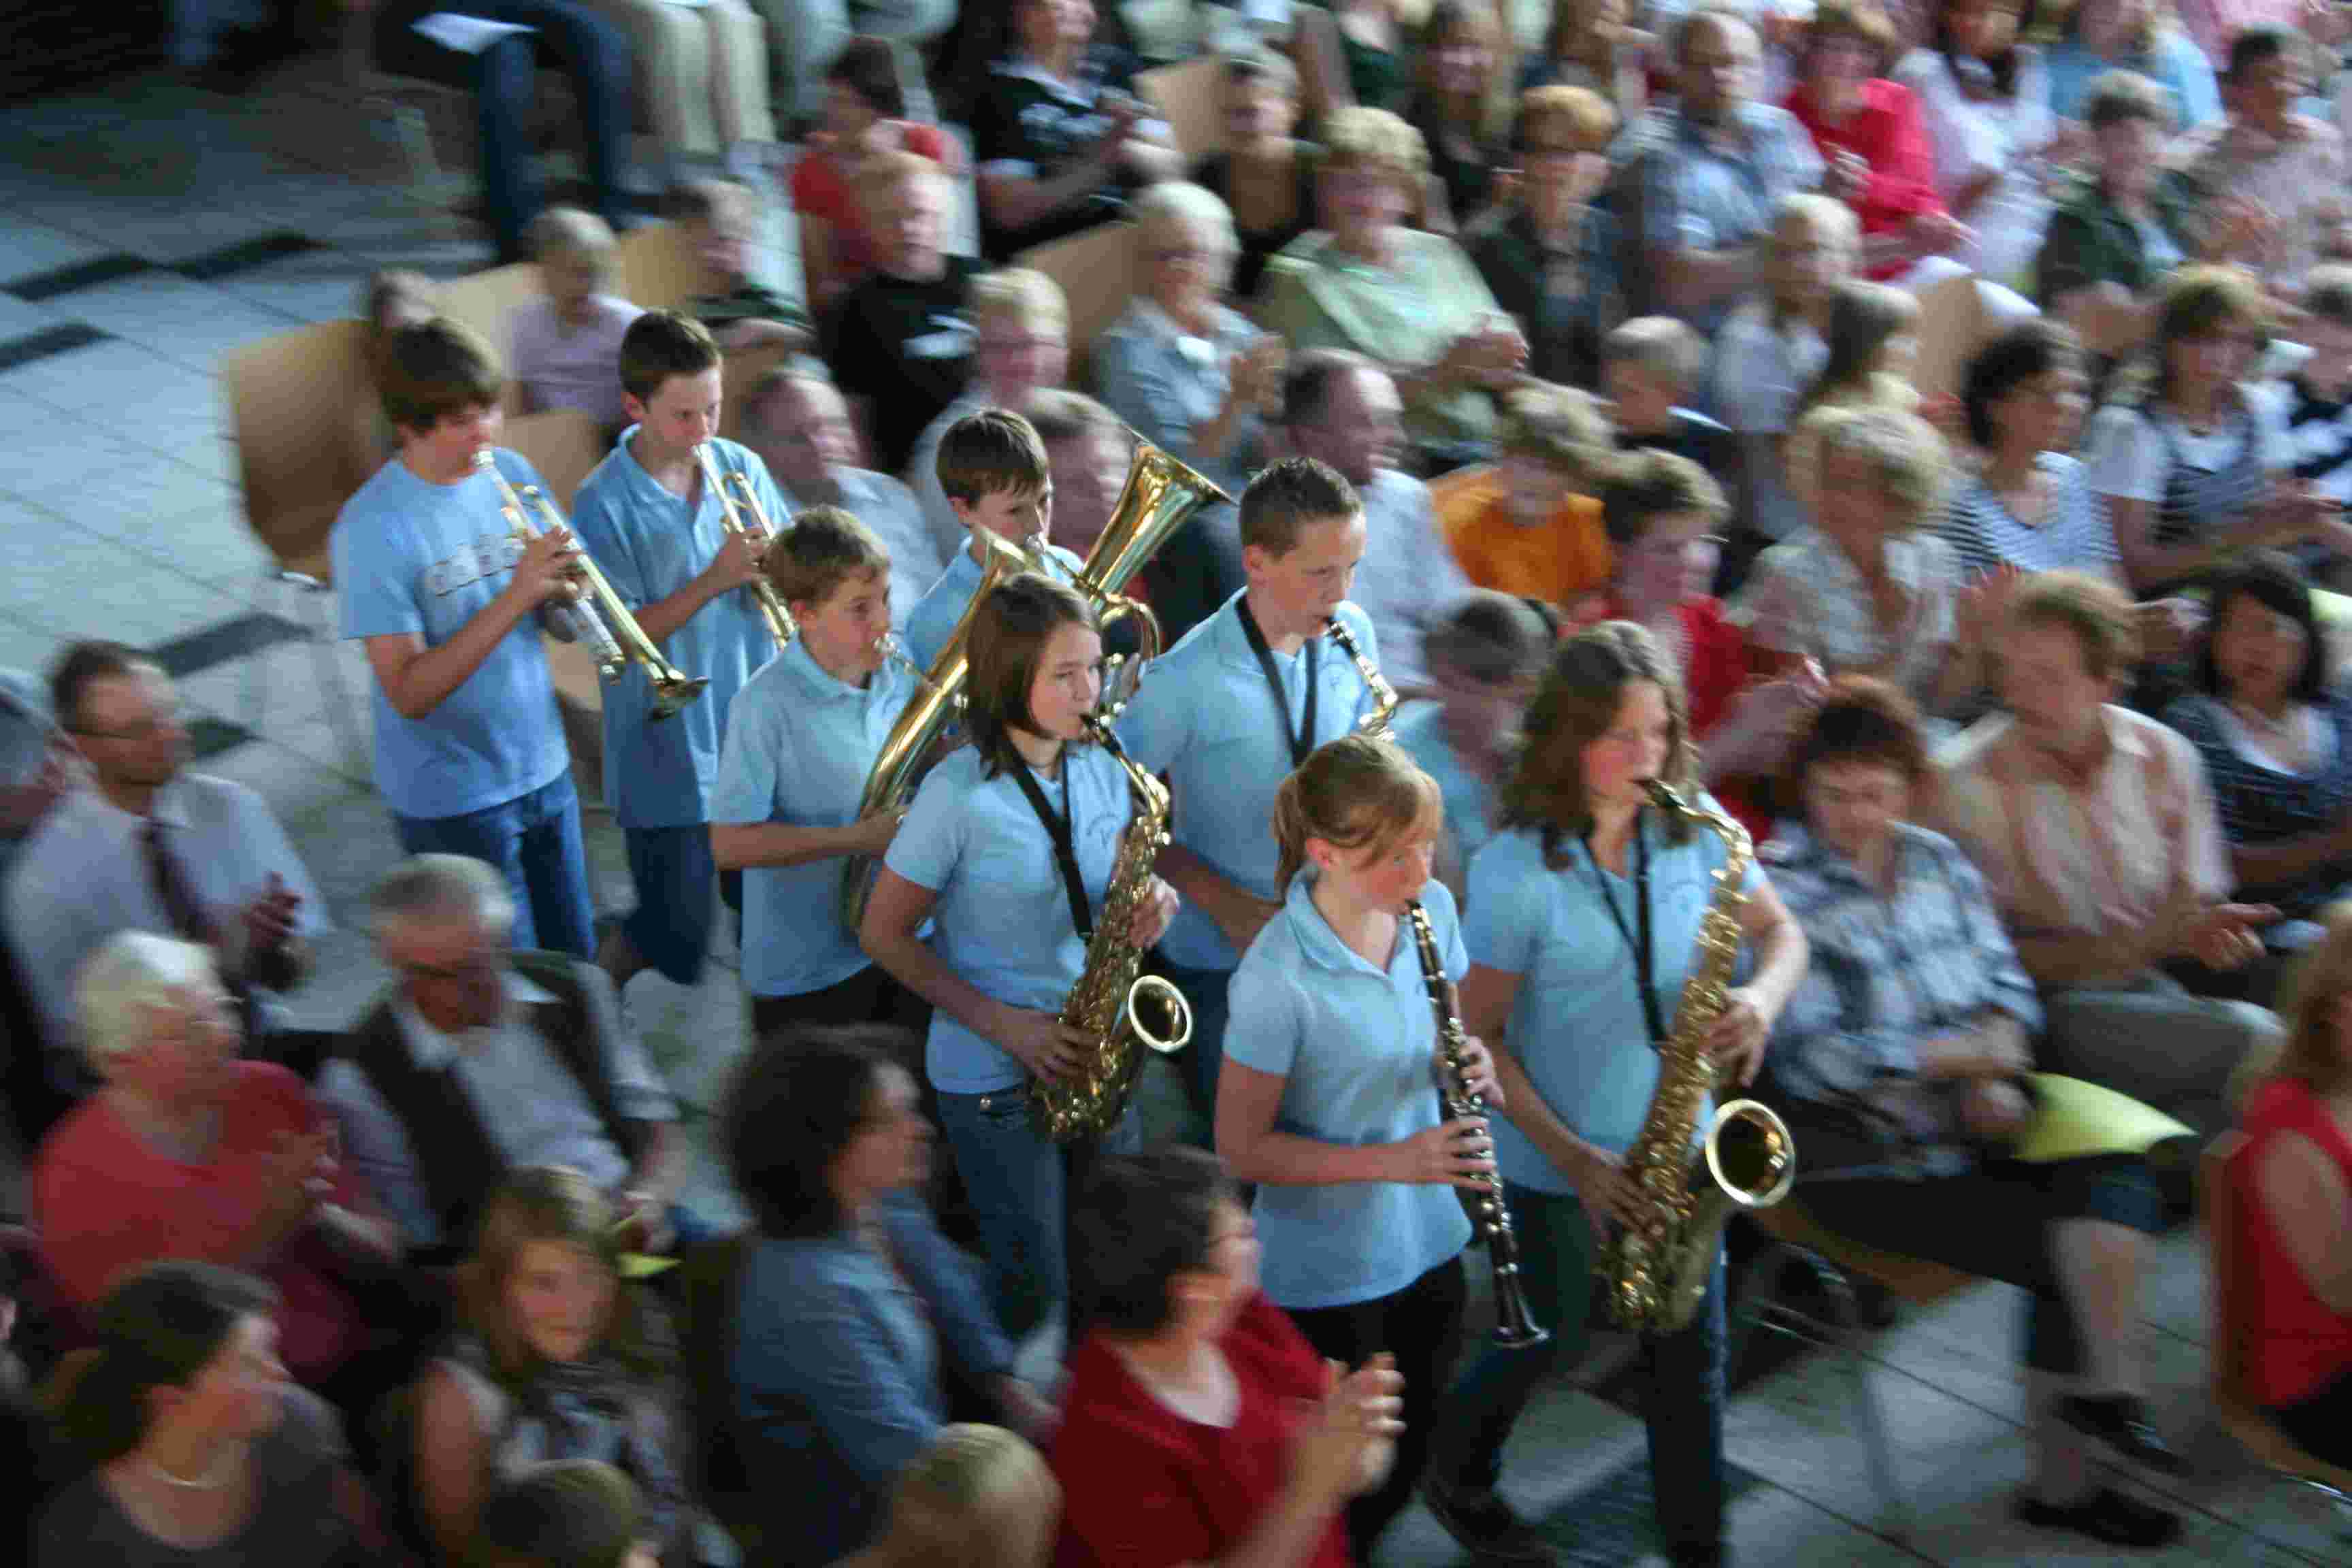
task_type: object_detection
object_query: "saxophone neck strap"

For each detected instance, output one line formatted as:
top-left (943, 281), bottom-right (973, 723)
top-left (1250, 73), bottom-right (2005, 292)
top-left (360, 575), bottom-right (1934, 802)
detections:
top-left (1582, 818), bottom-right (1665, 1048)
top-left (1237, 593), bottom-right (1319, 768)
top-left (1010, 755), bottom-right (1094, 944)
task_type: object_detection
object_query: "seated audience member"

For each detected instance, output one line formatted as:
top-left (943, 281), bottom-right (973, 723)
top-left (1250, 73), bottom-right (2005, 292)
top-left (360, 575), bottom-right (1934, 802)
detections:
top-left (1602, 316), bottom-right (1735, 478)
top-left (1890, 0), bottom-right (2057, 288)
top-left (410, 1168), bottom-right (689, 1565)
top-left (840, 1425), bottom-right (1058, 1568)
top-left (674, 179), bottom-right (813, 353)
top-left (477, 1460), bottom-right (658, 1568)
top-left (0, 666), bottom-right (76, 1145)
top-left (2235, 908), bottom-right (2352, 1469)
top-left (1520, 0), bottom-right (1646, 116)
top-left (2172, 26), bottom-right (2349, 301)
top-left (1093, 182), bottom-right (1282, 502)
top-left (1051, 1147), bottom-right (1407, 1568)
top-left (723, 1031), bottom-right (1051, 1567)
top-left (1437, 384), bottom-right (1615, 614)
top-left (347, 269), bottom-right (442, 492)
top-left (36, 1262), bottom-right (389, 1568)
top-left (510, 208), bottom-right (645, 430)
top-left (826, 154), bottom-right (983, 476)
top-left (578, 0), bottom-right (774, 176)
top-left (33, 935), bottom-right (397, 1394)
top-left (1391, 591), bottom-right (1553, 899)
top-left (1764, 681), bottom-right (2187, 1548)
top-left (2032, 70), bottom-right (2198, 362)
top-left (793, 38), bottom-right (956, 315)
top-left (760, 0), bottom-right (958, 130)
top-left (909, 268), bottom-right (1073, 559)
top-left (1463, 85), bottom-right (1624, 392)
top-left (1409, 0), bottom-right (1510, 226)
top-left (1710, 194), bottom-right (1857, 586)
top-left (1737, 406), bottom-right (1972, 717)
top-left (1028, 391), bottom-right (1132, 566)
top-left (1788, 0), bottom-right (1965, 282)
top-left (1782, 278), bottom-right (1922, 504)
top-left (369, 0), bottom-right (634, 267)
top-left (2043, 0), bottom-right (2222, 128)
top-left (1279, 351), bottom-right (1469, 689)
top-left (1612, 6), bottom-right (1825, 329)
top-left (2287, 267), bottom-right (2352, 519)
top-left (1308, 0), bottom-right (1414, 116)
top-left (1258, 107), bottom-right (1526, 472)
top-left (902, 409), bottom-right (1090, 672)
top-left (1938, 571), bottom-right (2286, 1138)
top-left (2164, 556), bottom-right (2352, 938)
top-left (970, 0), bottom-right (1183, 257)
top-left (2086, 265), bottom-right (2340, 597)
top-left (1942, 319), bottom-right (2119, 579)
top-left (739, 370), bottom-right (942, 627)
top-left (1193, 51), bottom-right (1319, 299)
top-left (6, 642), bottom-right (320, 1081)
top-left (320, 855), bottom-right (685, 1258)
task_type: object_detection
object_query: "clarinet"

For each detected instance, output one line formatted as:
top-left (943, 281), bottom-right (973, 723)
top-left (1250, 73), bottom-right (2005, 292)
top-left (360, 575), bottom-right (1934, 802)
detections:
top-left (1407, 900), bottom-right (1549, 1350)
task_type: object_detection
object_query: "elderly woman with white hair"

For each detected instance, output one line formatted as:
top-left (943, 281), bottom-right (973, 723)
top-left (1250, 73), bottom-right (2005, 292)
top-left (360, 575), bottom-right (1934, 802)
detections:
top-left (32, 932), bottom-right (397, 1392)
top-left (1092, 182), bottom-right (1286, 500)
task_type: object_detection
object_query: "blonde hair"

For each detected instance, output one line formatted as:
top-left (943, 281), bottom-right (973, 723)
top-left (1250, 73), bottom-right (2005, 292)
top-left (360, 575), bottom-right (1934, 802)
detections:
top-left (1499, 382), bottom-right (1610, 474)
top-left (1807, 404), bottom-right (1949, 531)
top-left (2277, 905), bottom-right (2352, 1095)
top-left (1321, 106), bottom-right (1429, 189)
top-left (1132, 182), bottom-right (1237, 256)
top-left (855, 148), bottom-right (945, 202)
top-left (1271, 734), bottom-right (1443, 894)
top-left (2005, 569), bottom-right (2143, 681)
top-left (868, 1426), bottom-right (1059, 1568)
top-left (1516, 84), bottom-right (1617, 153)
top-left (970, 268), bottom-right (1068, 336)
top-left (527, 206), bottom-right (619, 285)
top-left (1771, 193), bottom-right (1860, 257)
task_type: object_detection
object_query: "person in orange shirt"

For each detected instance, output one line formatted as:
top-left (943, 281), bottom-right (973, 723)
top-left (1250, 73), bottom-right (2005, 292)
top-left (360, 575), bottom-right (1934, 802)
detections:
top-left (1435, 384), bottom-right (1614, 611)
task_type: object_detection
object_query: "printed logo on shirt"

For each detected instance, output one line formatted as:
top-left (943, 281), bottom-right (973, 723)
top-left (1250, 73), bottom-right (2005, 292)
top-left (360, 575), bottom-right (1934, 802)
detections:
top-left (423, 532), bottom-right (525, 597)
top-left (906, 315), bottom-right (979, 361)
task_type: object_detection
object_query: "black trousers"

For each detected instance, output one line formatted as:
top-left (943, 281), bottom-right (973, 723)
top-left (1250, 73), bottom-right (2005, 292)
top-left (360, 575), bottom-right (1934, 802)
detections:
top-left (749, 964), bottom-right (932, 1048)
top-left (1286, 1254), bottom-right (1469, 1563)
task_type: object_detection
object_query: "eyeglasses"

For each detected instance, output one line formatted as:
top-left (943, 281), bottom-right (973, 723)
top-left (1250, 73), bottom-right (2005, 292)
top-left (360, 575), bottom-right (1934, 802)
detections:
top-left (68, 706), bottom-right (184, 741)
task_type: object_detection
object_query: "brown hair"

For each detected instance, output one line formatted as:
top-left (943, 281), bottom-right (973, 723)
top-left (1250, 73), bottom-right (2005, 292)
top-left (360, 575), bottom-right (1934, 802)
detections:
top-left (477, 1460), bottom-right (643, 1568)
top-left (2277, 903), bottom-right (2352, 1095)
top-left (1597, 448), bottom-right (1727, 545)
top-left (1238, 455), bottom-right (1360, 556)
top-left (937, 408), bottom-right (1051, 508)
top-left (672, 176), bottom-right (757, 229)
top-left (2304, 264), bottom-right (2352, 331)
top-left (2082, 67), bottom-right (2172, 129)
top-left (1786, 674), bottom-right (1929, 808)
top-left (965, 573), bottom-right (1098, 779)
top-left (764, 504), bottom-right (892, 608)
top-left (2132, 263), bottom-right (2270, 406)
top-left (1271, 734), bottom-right (1443, 893)
top-left (1499, 621), bottom-right (1695, 862)
top-left (617, 308), bottom-right (721, 404)
top-left (526, 206), bottom-right (619, 283)
top-left (360, 268), bottom-right (438, 337)
top-left (1423, 591), bottom-right (1555, 685)
top-left (459, 1166), bottom-right (653, 1385)
top-left (1498, 383), bottom-right (1610, 476)
top-left (1805, 0), bottom-right (1898, 70)
top-left (826, 34), bottom-right (909, 119)
top-left (380, 317), bottom-right (504, 434)
top-left (2006, 569), bottom-right (2142, 681)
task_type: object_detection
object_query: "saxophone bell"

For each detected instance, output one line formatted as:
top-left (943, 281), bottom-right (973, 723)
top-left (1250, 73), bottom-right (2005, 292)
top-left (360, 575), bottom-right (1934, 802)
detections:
top-left (1124, 973), bottom-right (1193, 1056)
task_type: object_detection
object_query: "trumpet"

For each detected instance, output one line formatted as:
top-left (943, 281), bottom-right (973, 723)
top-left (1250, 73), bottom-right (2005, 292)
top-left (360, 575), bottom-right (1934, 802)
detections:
top-left (693, 442), bottom-right (796, 653)
top-left (473, 452), bottom-right (709, 721)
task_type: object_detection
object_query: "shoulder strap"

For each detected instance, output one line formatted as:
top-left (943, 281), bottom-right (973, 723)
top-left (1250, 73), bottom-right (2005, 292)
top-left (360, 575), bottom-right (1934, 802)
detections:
top-left (512, 951), bottom-right (642, 1163)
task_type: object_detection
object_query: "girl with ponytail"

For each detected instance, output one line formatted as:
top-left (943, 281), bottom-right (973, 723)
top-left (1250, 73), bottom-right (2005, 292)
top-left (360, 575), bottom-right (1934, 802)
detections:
top-left (1213, 732), bottom-right (1502, 1564)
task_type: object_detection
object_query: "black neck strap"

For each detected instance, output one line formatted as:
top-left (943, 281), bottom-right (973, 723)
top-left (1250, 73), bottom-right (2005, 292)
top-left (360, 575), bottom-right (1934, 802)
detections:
top-left (1237, 594), bottom-right (1318, 768)
top-left (1009, 756), bottom-right (1093, 943)
top-left (1582, 817), bottom-right (1666, 1048)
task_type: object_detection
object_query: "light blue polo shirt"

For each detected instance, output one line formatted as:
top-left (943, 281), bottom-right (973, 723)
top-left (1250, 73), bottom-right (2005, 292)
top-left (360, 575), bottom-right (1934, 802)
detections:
top-left (711, 638), bottom-right (919, 998)
top-left (1465, 801), bottom-right (1759, 1195)
top-left (900, 537), bottom-right (1086, 675)
top-left (571, 431), bottom-right (782, 829)
top-left (885, 741), bottom-right (1131, 1093)
top-left (332, 450), bottom-right (570, 820)
top-left (1392, 700), bottom-right (1497, 873)
top-left (1224, 875), bottom-right (1474, 1310)
top-left (1117, 592), bottom-right (1383, 973)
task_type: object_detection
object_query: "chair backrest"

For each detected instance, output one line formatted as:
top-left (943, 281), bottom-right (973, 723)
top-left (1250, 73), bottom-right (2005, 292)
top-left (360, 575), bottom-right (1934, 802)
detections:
top-left (434, 262), bottom-right (539, 414)
top-left (1011, 220), bottom-right (1143, 377)
top-left (501, 408), bottom-right (611, 509)
top-left (1137, 56), bottom-right (1226, 165)
top-left (1911, 271), bottom-right (2040, 407)
top-left (222, 318), bottom-right (377, 582)
top-left (618, 220), bottom-right (701, 313)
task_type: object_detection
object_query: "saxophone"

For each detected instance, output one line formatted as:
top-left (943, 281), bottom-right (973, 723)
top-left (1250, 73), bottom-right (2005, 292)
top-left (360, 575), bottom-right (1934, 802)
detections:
top-left (1030, 717), bottom-right (1195, 1143)
top-left (1599, 780), bottom-right (1797, 1335)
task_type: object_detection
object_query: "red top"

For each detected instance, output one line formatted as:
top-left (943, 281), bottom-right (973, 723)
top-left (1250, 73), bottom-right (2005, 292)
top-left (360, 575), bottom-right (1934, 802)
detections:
top-left (1051, 1293), bottom-right (1352, 1568)
top-left (790, 122), bottom-right (952, 284)
top-left (2234, 1076), bottom-right (2352, 1407)
top-left (34, 1061), bottom-right (371, 1382)
top-left (1782, 80), bottom-right (1946, 281)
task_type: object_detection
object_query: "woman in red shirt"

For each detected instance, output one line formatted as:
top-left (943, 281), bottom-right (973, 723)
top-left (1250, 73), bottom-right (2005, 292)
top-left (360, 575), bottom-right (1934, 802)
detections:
top-left (1051, 1148), bottom-right (1404, 1568)
top-left (2237, 906), bottom-right (2352, 1465)
top-left (791, 36), bottom-right (954, 315)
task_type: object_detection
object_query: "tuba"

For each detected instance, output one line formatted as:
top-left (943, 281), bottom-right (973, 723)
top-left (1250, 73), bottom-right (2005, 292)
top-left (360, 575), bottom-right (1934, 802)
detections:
top-left (1032, 718), bottom-right (1194, 1142)
top-left (474, 452), bottom-right (708, 719)
top-left (1599, 780), bottom-right (1796, 1335)
top-left (693, 442), bottom-right (797, 653)
top-left (836, 438), bottom-right (1232, 931)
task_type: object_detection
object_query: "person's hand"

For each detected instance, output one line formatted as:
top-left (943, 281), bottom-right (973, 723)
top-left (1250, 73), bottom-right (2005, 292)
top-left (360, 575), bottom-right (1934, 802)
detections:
top-left (1394, 1115), bottom-right (1496, 1189)
top-left (2182, 902), bottom-right (2279, 970)
top-left (1825, 149), bottom-right (1872, 206)
top-left (1905, 210), bottom-right (1972, 259)
top-left (508, 525), bottom-right (587, 609)
top-left (1705, 985), bottom-right (1770, 1088)
top-left (2133, 596), bottom-right (2204, 662)
top-left (996, 1375), bottom-right (1060, 1446)
top-left (849, 806), bottom-right (904, 858)
top-left (242, 872), bottom-right (303, 958)
top-left (2210, 195), bottom-right (2278, 265)
top-left (1569, 1145), bottom-right (1643, 1247)
top-left (1291, 1354), bottom-right (1406, 1505)
top-left (1126, 875), bottom-right (1180, 947)
top-left (996, 1005), bottom-right (1094, 1082)
top-left (1444, 1035), bottom-right (1505, 1109)
top-left (1957, 1077), bottom-right (2034, 1143)
top-left (608, 1188), bottom-right (675, 1254)
top-left (1956, 563), bottom-right (2022, 650)
top-left (700, 523), bottom-right (770, 593)
top-left (263, 1126), bottom-right (338, 1226)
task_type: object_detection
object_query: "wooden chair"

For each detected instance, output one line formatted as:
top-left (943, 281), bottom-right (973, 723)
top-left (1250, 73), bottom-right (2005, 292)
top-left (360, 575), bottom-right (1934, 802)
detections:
top-left (433, 262), bottom-right (540, 414)
top-left (1136, 55), bottom-right (1227, 165)
top-left (618, 220), bottom-right (700, 313)
top-left (499, 408), bottom-right (617, 801)
top-left (1011, 221), bottom-right (1144, 383)
top-left (1910, 268), bottom-right (2040, 407)
top-left (1728, 1200), bottom-right (1981, 1542)
top-left (2202, 1132), bottom-right (2352, 1526)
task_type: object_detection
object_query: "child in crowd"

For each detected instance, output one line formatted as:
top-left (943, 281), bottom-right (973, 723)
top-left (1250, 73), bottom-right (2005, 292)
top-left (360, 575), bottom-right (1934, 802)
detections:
top-left (511, 207), bottom-right (645, 431)
top-left (1787, 278), bottom-right (1921, 505)
top-left (793, 36), bottom-right (958, 315)
top-left (478, 1460), bottom-right (659, 1568)
top-left (1436, 383), bottom-right (1615, 612)
top-left (1392, 590), bottom-right (1556, 900)
top-left (909, 268), bottom-right (1073, 559)
top-left (1027, 391), bottom-right (1132, 570)
top-left (1603, 315), bottom-right (1735, 480)
top-left (674, 179), bottom-right (812, 355)
top-left (902, 409), bottom-right (1087, 672)
top-left (571, 310), bottom-right (787, 997)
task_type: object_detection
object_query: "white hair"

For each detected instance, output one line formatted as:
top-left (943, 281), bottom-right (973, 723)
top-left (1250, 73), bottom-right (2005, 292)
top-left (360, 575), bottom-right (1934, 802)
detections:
top-left (1132, 182), bottom-right (1237, 253)
top-left (77, 931), bottom-right (220, 1072)
top-left (370, 853), bottom-right (516, 945)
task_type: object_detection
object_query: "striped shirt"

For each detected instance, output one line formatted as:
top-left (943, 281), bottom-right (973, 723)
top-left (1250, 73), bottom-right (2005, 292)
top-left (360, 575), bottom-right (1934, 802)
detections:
top-left (1936, 453), bottom-right (2121, 581)
top-left (2162, 690), bottom-right (2352, 918)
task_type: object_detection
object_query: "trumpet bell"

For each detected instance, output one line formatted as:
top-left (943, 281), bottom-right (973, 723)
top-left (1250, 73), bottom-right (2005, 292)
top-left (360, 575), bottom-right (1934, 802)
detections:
top-left (647, 672), bottom-right (713, 721)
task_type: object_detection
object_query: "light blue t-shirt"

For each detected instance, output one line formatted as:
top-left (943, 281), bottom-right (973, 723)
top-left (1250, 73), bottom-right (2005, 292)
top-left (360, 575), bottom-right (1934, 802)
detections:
top-left (1223, 876), bottom-right (1475, 1310)
top-left (570, 431), bottom-right (782, 829)
top-left (1392, 700), bottom-right (1498, 876)
top-left (885, 741), bottom-right (1132, 1093)
top-left (901, 537), bottom-right (1088, 675)
top-left (711, 638), bottom-right (919, 998)
top-left (331, 451), bottom-right (570, 819)
top-left (1465, 802), bottom-right (1759, 1194)
top-left (1117, 592), bottom-right (1384, 972)
top-left (2044, 35), bottom-right (2219, 130)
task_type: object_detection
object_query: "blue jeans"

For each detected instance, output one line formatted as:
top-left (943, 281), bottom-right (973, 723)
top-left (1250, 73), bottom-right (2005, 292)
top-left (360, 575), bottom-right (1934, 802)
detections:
top-left (393, 772), bottom-right (595, 958)
top-left (932, 1080), bottom-right (1139, 1341)
top-left (1437, 1183), bottom-right (1729, 1564)
top-left (1161, 960), bottom-right (1233, 1134)
top-left (621, 824), bottom-right (737, 986)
